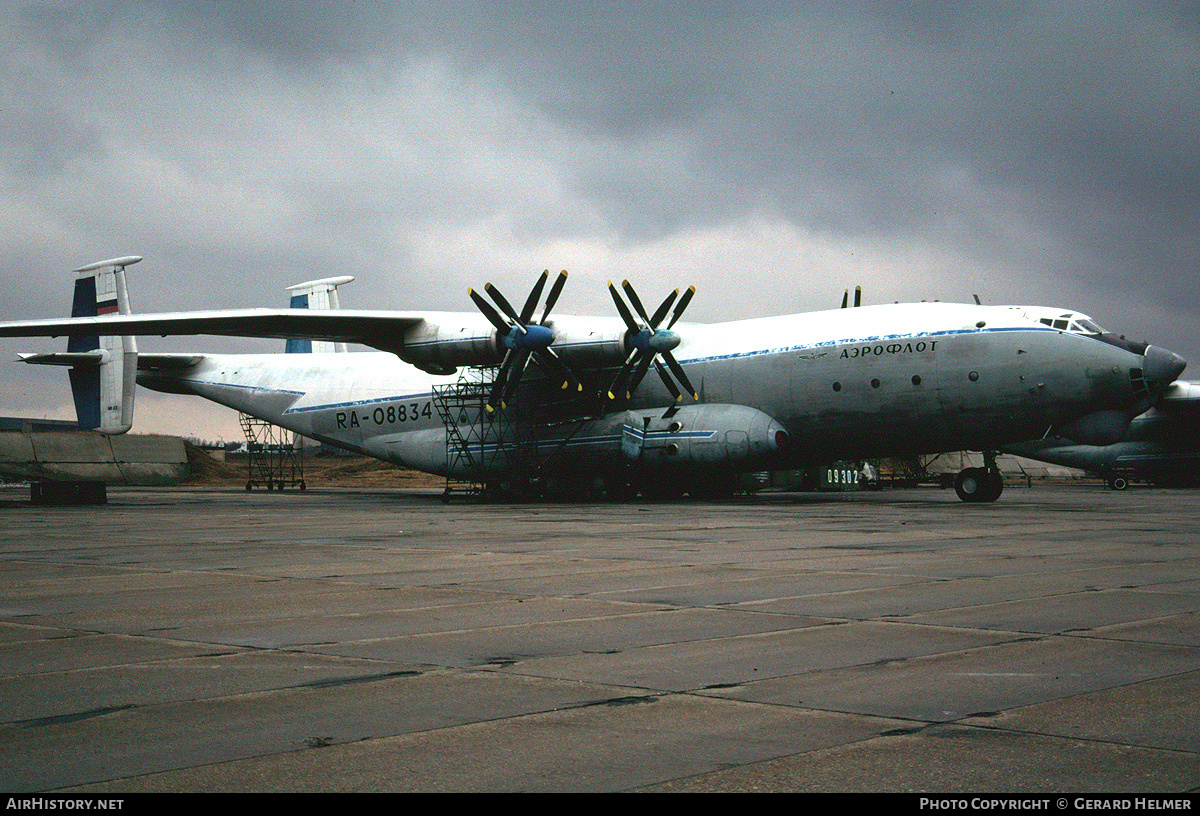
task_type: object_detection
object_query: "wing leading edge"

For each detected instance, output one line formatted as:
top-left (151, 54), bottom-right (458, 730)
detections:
top-left (0, 309), bottom-right (426, 349)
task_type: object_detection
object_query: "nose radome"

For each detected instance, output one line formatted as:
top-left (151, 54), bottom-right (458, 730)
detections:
top-left (1143, 345), bottom-right (1187, 385)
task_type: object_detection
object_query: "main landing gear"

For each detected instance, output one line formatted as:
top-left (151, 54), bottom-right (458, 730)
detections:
top-left (955, 452), bottom-right (1004, 503)
top-left (1106, 474), bottom-right (1130, 490)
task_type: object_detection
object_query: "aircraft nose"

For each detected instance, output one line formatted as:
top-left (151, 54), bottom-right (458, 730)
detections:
top-left (1143, 345), bottom-right (1187, 386)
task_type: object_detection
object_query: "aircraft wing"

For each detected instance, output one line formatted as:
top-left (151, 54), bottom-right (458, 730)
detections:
top-left (0, 307), bottom-right (597, 375)
top-left (0, 309), bottom-right (429, 351)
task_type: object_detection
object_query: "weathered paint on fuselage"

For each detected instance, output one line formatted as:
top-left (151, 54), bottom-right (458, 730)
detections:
top-left (137, 301), bottom-right (1150, 478)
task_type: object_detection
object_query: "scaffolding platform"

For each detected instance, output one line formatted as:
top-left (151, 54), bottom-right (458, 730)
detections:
top-left (239, 414), bottom-right (305, 491)
top-left (432, 368), bottom-right (512, 501)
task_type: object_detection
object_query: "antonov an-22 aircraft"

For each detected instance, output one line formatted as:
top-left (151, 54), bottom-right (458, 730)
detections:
top-left (0, 256), bottom-right (1187, 502)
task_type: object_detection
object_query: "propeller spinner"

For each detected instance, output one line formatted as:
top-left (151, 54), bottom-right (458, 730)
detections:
top-left (469, 270), bottom-right (580, 412)
top-left (606, 280), bottom-right (698, 403)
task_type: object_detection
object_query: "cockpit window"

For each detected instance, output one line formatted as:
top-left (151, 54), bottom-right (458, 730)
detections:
top-left (1039, 315), bottom-right (1105, 335)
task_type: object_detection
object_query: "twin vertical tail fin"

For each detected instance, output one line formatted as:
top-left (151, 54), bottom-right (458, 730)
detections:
top-left (67, 256), bottom-right (141, 434)
top-left (30, 262), bottom-right (350, 432)
top-left (285, 275), bottom-right (355, 353)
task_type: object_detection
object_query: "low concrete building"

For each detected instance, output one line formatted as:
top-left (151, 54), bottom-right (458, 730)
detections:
top-left (0, 420), bottom-right (188, 486)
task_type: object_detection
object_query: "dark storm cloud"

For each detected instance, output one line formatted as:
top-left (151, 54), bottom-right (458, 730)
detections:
top-left (2, 2), bottom-right (1198, 434)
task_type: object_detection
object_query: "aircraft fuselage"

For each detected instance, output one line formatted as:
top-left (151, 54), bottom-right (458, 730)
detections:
top-left (137, 302), bottom-right (1155, 480)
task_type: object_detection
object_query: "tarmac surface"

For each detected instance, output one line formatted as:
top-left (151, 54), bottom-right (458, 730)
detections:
top-left (0, 483), bottom-right (1198, 793)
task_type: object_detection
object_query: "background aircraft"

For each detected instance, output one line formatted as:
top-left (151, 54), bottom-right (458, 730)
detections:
top-left (0, 256), bottom-right (1187, 502)
top-left (1004, 381), bottom-right (1200, 489)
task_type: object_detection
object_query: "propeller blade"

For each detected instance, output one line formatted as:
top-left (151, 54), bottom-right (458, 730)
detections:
top-left (606, 351), bottom-right (640, 400)
top-left (486, 349), bottom-right (515, 412)
top-left (649, 289), bottom-right (678, 330)
top-left (662, 351), bottom-right (698, 400)
top-left (541, 270), bottom-right (568, 324)
top-left (854, 285), bottom-right (862, 308)
top-left (841, 289), bottom-right (849, 309)
top-left (666, 286), bottom-right (695, 329)
top-left (535, 347), bottom-right (581, 392)
top-left (654, 360), bottom-right (682, 403)
top-left (622, 280), bottom-right (653, 328)
top-left (473, 272), bottom-right (580, 410)
top-left (519, 270), bottom-right (549, 324)
top-left (606, 281), bottom-right (697, 403)
top-left (501, 348), bottom-right (532, 405)
top-left (626, 352), bottom-right (654, 397)
top-left (609, 281), bottom-right (639, 333)
top-left (485, 283), bottom-right (524, 328)
top-left (470, 287), bottom-right (511, 334)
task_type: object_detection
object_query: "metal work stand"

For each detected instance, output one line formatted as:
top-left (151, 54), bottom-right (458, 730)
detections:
top-left (239, 413), bottom-right (305, 491)
top-left (432, 368), bottom-right (514, 501)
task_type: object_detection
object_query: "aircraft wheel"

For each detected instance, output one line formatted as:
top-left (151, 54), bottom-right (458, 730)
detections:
top-left (984, 470), bottom-right (1004, 501)
top-left (1107, 475), bottom-right (1129, 490)
top-left (955, 468), bottom-right (1003, 502)
top-left (954, 468), bottom-right (983, 501)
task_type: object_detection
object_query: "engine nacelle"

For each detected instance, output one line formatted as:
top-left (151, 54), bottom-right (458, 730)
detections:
top-left (619, 404), bottom-right (790, 469)
top-left (541, 324), bottom-right (629, 369)
top-left (394, 322), bottom-right (502, 374)
top-left (390, 317), bottom-right (631, 375)
top-left (370, 402), bottom-right (789, 480)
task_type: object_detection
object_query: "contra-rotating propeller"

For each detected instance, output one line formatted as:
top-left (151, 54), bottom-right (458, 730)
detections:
top-left (606, 280), bottom-right (698, 403)
top-left (469, 270), bottom-right (581, 412)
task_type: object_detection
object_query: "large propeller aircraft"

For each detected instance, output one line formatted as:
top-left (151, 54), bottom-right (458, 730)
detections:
top-left (0, 256), bottom-right (1188, 501)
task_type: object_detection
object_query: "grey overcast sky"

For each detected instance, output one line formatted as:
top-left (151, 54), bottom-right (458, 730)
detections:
top-left (2, 2), bottom-right (1197, 440)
